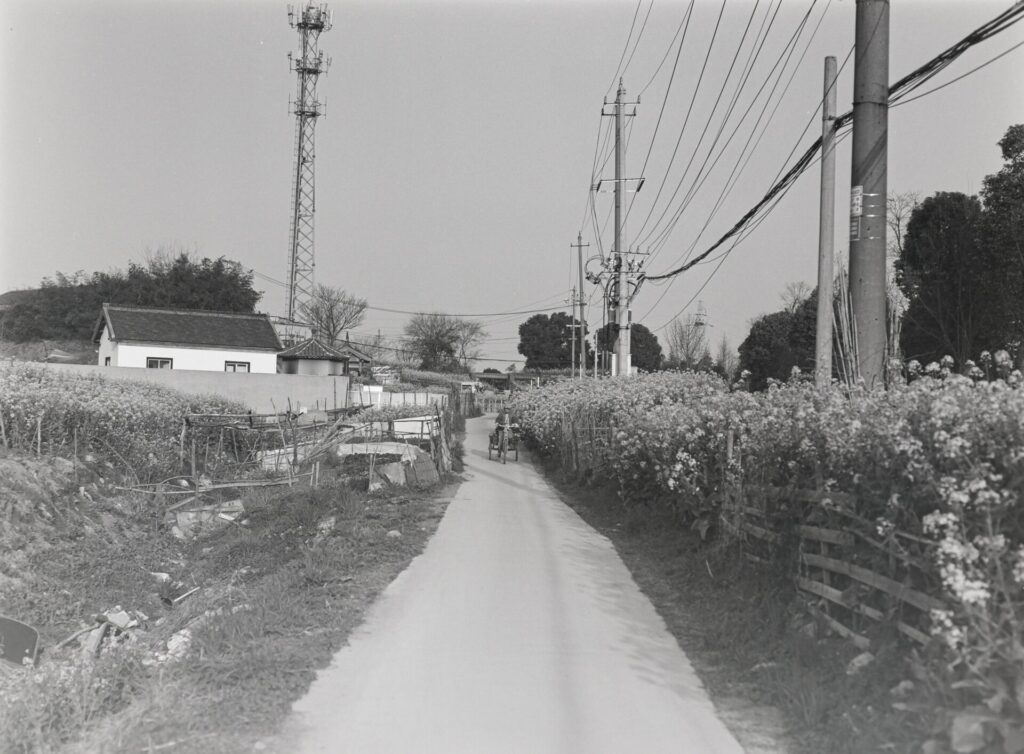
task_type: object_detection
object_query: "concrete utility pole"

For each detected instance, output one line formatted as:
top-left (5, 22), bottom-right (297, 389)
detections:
top-left (569, 286), bottom-right (577, 379)
top-left (613, 80), bottom-right (629, 377)
top-left (849, 0), bottom-right (890, 388)
top-left (815, 56), bottom-right (838, 389)
top-left (573, 233), bottom-right (590, 379)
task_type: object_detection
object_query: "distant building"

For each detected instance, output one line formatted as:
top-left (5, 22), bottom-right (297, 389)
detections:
top-left (93, 304), bottom-right (282, 373)
top-left (277, 337), bottom-right (349, 376)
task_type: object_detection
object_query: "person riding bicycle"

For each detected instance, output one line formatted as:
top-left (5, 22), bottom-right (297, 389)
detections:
top-left (494, 407), bottom-right (514, 446)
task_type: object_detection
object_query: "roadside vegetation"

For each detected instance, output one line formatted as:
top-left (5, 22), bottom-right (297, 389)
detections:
top-left (0, 369), bottom-right (460, 754)
top-left (511, 369), bottom-right (1024, 754)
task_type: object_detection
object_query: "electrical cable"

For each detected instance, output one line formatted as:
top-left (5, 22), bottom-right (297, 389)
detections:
top-left (642, 0), bottom-right (1024, 284)
top-left (641, 0), bottom-right (814, 253)
top-left (644, 0), bottom-right (832, 268)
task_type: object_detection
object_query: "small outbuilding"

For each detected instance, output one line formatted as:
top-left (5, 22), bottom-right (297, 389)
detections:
top-left (277, 337), bottom-right (350, 376)
top-left (93, 304), bottom-right (282, 373)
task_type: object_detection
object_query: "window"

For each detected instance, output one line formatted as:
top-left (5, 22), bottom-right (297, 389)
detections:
top-left (146, 358), bottom-right (172, 369)
top-left (225, 361), bottom-right (250, 373)
top-left (104, 357), bottom-right (111, 366)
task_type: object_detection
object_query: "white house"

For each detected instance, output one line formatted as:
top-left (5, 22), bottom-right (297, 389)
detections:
top-left (93, 304), bottom-right (282, 373)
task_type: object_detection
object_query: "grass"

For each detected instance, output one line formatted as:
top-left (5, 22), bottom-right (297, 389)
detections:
top-left (0, 451), bottom-right (457, 754)
top-left (553, 474), bottom-right (927, 754)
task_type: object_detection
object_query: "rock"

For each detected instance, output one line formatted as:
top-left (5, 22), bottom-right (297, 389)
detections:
top-left (846, 651), bottom-right (875, 675)
top-left (386, 530), bottom-right (402, 539)
top-left (317, 516), bottom-right (336, 537)
top-left (104, 608), bottom-right (137, 630)
top-left (149, 571), bottom-right (171, 583)
top-left (890, 679), bottom-right (915, 698)
top-left (164, 629), bottom-right (192, 661)
top-left (798, 620), bottom-right (818, 639)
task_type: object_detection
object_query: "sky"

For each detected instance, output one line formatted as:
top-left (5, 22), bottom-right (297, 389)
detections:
top-left (2, 0), bottom-right (1022, 369)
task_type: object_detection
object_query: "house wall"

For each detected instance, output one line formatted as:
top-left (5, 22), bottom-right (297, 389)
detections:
top-left (96, 326), bottom-right (277, 373)
top-left (43, 363), bottom-right (349, 414)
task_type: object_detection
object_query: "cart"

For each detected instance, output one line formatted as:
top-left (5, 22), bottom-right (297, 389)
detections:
top-left (488, 424), bottom-right (519, 464)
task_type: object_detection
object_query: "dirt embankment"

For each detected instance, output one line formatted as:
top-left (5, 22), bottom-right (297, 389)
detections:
top-left (0, 447), bottom-right (457, 754)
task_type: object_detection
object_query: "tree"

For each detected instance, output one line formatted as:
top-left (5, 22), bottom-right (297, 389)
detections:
top-left (1, 252), bottom-right (262, 342)
top-left (454, 320), bottom-right (487, 368)
top-left (299, 284), bottom-right (367, 344)
top-left (403, 313), bottom-right (463, 372)
top-left (714, 335), bottom-right (738, 381)
top-left (979, 124), bottom-right (1024, 363)
top-left (596, 322), bottom-right (663, 372)
top-left (887, 191), bottom-right (920, 259)
top-left (780, 281), bottom-right (812, 314)
top-left (738, 310), bottom-right (797, 390)
top-left (665, 313), bottom-right (711, 370)
top-left (517, 312), bottom-right (590, 370)
top-left (896, 192), bottom-right (1006, 365)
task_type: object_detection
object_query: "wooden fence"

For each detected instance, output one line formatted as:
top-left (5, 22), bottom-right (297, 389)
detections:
top-left (721, 482), bottom-right (943, 649)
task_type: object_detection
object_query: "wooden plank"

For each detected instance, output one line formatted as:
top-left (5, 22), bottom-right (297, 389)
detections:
top-left (806, 603), bottom-right (871, 650)
top-left (744, 551), bottom-right (770, 565)
top-left (798, 525), bottom-right (854, 547)
top-left (802, 553), bottom-right (944, 612)
top-left (797, 577), bottom-right (883, 621)
top-left (740, 520), bottom-right (780, 544)
top-left (740, 505), bottom-right (767, 519)
top-left (896, 622), bottom-right (931, 646)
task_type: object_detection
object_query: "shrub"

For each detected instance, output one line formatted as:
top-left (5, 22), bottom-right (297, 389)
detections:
top-left (0, 364), bottom-right (248, 482)
top-left (512, 371), bottom-right (1024, 749)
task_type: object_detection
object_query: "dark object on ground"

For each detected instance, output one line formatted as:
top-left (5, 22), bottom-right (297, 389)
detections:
top-left (0, 615), bottom-right (39, 669)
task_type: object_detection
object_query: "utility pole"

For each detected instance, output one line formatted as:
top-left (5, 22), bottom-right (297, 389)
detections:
top-left (572, 233), bottom-right (590, 379)
top-left (815, 56), bottom-right (838, 389)
top-left (849, 0), bottom-right (889, 388)
top-left (597, 80), bottom-right (640, 376)
top-left (613, 80), bottom-right (628, 377)
top-left (569, 287), bottom-right (577, 379)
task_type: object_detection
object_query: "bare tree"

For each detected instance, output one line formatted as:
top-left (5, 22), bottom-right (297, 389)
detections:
top-left (454, 320), bottom-right (487, 368)
top-left (299, 284), bottom-right (367, 344)
top-left (403, 312), bottom-right (464, 372)
top-left (887, 191), bottom-right (920, 259)
top-left (780, 281), bottom-right (812, 314)
top-left (666, 313), bottom-right (710, 370)
top-left (715, 335), bottom-right (738, 380)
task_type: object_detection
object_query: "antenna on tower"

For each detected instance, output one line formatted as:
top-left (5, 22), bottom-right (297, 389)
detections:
top-left (285, 3), bottom-right (332, 323)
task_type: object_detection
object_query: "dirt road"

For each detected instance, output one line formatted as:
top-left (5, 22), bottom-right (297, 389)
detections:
top-left (282, 416), bottom-right (747, 753)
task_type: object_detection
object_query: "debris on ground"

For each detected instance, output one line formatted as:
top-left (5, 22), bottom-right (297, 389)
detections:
top-left (166, 499), bottom-right (245, 540)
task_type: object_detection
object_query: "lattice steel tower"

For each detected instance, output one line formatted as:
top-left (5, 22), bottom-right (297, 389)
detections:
top-left (285, 3), bottom-right (332, 322)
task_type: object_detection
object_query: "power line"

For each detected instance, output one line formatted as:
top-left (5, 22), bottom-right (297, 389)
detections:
top-left (641, 0), bottom-right (815, 252)
top-left (643, 0), bottom-right (1024, 284)
top-left (630, 0), bottom-right (729, 242)
top-left (891, 36), bottom-right (1024, 108)
top-left (607, 0), bottom-right (645, 98)
top-left (644, 0), bottom-right (830, 269)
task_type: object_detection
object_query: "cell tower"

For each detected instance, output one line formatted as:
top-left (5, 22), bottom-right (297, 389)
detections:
top-left (285, 3), bottom-right (332, 322)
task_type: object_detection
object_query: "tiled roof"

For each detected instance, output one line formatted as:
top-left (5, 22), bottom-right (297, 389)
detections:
top-left (278, 337), bottom-right (349, 361)
top-left (94, 304), bottom-right (282, 351)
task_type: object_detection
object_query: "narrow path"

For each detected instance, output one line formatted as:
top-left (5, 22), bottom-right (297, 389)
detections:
top-left (282, 417), bottom-right (747, 753)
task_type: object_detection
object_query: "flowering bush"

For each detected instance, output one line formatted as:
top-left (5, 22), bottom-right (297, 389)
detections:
top-left (0, 364), bottom-right (247, 481)
top-left (513, 371), bottom-right (1024, 748)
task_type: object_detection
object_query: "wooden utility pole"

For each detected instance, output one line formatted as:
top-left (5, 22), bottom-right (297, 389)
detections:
top-left (815, 56), bottom-right (838, 389)
top-left (849, 0), bottom-right (890, 388)
top-left (569, 287), bottom-right (577, 379)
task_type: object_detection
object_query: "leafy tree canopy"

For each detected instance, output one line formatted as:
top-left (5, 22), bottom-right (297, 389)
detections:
top-left (517, 312), bottom-right (591, 371)
top-left (1, 252), bottom-right (262, 342)
top-left (596, 322), bottom-right (663, 373)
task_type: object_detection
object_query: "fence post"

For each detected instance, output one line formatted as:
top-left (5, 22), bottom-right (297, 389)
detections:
top-left (0, 408), bottom-right (7, 450)
top-left (36, 415), bottom-right (42, 456)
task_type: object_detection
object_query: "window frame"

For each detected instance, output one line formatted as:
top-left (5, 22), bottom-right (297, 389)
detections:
top-left (146, 357), bottom-right (173, 369)
top-left (224, 361), bottom-right (251, 373)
